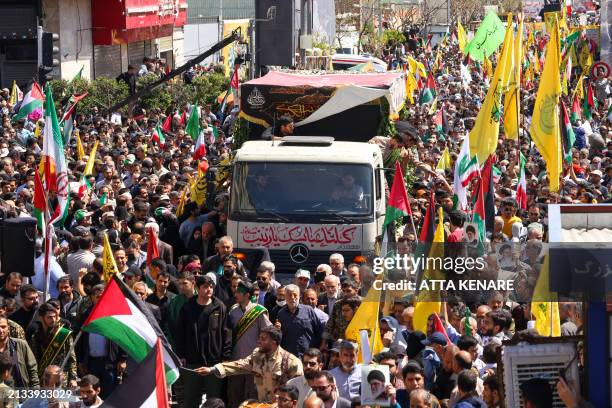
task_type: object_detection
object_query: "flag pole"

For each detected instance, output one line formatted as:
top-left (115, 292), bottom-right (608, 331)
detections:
top-left (43, 221), bottom-right (50, 302)
top-left (60, 331), bottom-right (82, 372)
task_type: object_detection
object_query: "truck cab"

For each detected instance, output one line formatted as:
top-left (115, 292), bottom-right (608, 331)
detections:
top-left (227, 136), bottom-right (386, 275)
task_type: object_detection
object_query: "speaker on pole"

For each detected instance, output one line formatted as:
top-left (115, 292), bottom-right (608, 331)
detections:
top-left (255, 0), bottom-right (299, 67)
top-left (0, 217), bottom-right (37, 277)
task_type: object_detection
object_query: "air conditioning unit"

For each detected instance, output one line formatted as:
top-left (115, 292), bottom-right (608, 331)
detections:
top-left (502, 341), bottom-right (580, 408)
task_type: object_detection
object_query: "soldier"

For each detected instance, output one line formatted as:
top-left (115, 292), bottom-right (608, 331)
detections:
top-left (27, 302), bottom-right (77, 387)
top-left (227, 280), bottom-right (272, 408)
top-left (196, 326), bottom-right (303, 403)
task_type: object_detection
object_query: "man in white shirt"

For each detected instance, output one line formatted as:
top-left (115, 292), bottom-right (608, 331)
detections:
top-left (66, 235), bottom-right (96, 282)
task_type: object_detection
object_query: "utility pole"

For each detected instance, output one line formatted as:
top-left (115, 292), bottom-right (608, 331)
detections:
top-left (218, 0), bottom-right (224, 63)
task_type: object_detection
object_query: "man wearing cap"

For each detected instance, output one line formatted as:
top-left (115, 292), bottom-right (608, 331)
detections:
top-left (421, 332), bottom-right (446, 391)
top-left (294, 269), bottom-right (311, 293)
top-left (276, 284), bottom-right (325, 359)
top-left (196, 326), bottom-right (303, 403)
top-left (175, 274), bottom-right (231, 407)
top-left (226, 280), bottom-right (272, 408)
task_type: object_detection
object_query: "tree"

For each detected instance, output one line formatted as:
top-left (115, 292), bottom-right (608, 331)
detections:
top-left (192, 73), bottom-right (230, 109)
top-left (136, 74), bottom-right (173, 113)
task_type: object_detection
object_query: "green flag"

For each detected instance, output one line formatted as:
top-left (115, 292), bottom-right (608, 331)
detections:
top-left (185, 104), bottom-right (200, 141)
top-left (464, 11), bottom-right (506, 62)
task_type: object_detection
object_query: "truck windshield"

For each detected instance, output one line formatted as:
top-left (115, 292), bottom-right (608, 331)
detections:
top-left (230, 162), bottom-right (373, 217)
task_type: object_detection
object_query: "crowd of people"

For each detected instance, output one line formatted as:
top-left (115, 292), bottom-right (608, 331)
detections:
top-left (0, 15), bottom-right (610, 408)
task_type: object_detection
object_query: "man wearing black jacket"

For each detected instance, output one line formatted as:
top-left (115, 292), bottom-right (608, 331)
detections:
top-left (176, 275), bottom-right (231, 408)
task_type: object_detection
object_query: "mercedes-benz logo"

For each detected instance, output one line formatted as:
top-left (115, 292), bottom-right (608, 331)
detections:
top-left (289, 244), bottom-right (309, 264)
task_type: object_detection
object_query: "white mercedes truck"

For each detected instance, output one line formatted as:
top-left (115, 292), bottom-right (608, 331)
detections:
top-left (227, 136), bottom-right (386, 274)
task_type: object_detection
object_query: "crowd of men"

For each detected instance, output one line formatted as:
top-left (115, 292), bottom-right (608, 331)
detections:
top-left (0, 17), bottom-right (610, 408)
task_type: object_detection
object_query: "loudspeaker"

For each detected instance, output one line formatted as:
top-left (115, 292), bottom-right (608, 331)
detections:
top-left (255, 0), bottom-right (299, 67)
top-left (0, 217), bottom-right (37, 277)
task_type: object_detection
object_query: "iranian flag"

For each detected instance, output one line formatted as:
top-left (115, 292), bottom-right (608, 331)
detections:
top-left (472, 172), bottom-right (487, 253)
top-left (146, 227), bottom-right (160, 278)
top-left (560, 100), bottom-right (576, 164)
top-left (41, 85), bottom-right (70, 226)
top-left (82, 275), bottom-right (180, 385)
top-left (516, 152), bottom-right (527, 210)
top-left (101, 338), bottom-right (170, 408)
top-left (453, 135), bottom-right (479, 210)
top-left (12, 82), bottom-right (44, 122)
top-left (152, 123), bottom-right (166, 147)
top-left (33, 170), bottom-right (47, 232)
top-left (193, 130), bottom-right (207, 161)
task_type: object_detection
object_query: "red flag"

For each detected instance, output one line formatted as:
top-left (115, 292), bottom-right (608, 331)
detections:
top-left (426, 73), bottom-right (436, 94)
top-left (433, 313), bottom-right (452, 344)
top-left (146, 228), bottom-right (160, 275)
top-left (161, 112), bottom-right (173, 133)
top-left (586, 83), bottom-right (596, 108)
top-left (419, 193), bottom-right (436, 242)
top-left (179, 110), bottom-right (187, 126)
top-left (230, 68), bottom-right (239, 90)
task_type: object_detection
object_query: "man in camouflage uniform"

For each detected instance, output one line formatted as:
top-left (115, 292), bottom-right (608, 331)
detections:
top-left (227, 280), bottom-right (272, 408)
top-left (321, 279), bottom-right (360, 349)
top-left (27, 303), bottom-right (77, 387)
top-left (196, 326), bottom-right (303, 403)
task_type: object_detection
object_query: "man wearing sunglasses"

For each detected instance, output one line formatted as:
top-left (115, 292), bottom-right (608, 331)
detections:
top-left (287, 348), bottom-right (324, 407)
top-left (312, 371), bottom-right (350, 408)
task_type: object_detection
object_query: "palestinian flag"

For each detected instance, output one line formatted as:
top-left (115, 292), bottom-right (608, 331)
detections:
top-left (185, 104), bottom-right (200, 141)
top-left (516, 152), bottom-right (527, 210)
top-left (179, 110), bottom-right (187, 126)
top-left (82, 275), bottom-right (180, 384)
top-left (453, 135), bottom-right (479, 210)
top-left (583, 83), bottom-right (596, 120)
top-left (480, 155), bottom-right (496, 234)
top-left (570, 94), bottom-right (581, 123)
top-left (419, 73), bottom-right (436, 104)
top-left (12, 82), bottom-right (44, 122)
top-left (61, 93), bottom-right (88, 146)
top-left (414, 192), bottom-right (436, 285)
top-left (383, 162), bottom-right (412, 237)
top-left (101, 338), bottom-right (170, 408)
top-left (472, 172), bottom-right (487, 253)
top-left (433, 109), bottom-right (443, 133)
top-left (560, 100), bottom-right (576, 163)
top-left (33, 170), bottom-right (47, 232)
top-left (152, 123), bottom-right (166, 147)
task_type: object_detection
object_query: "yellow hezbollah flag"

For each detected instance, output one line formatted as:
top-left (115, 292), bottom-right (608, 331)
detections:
top-left (469, 14), bottom-right (514, 163)
top-left (83, 140), bottom-right (99, 177)
top-left (436, 147), bottom-right (452, 170)
top-left (413, 207), bottom-right (445, 333)
top-left (531, 255), bottom-right (561, 337)
top-left (530, 17), bottom-right (562, 193)
top-left (458, 20), bottom-right (468, 52)
top-left (102, 232), bottom-right (119, 283)
top-left (190, 166), bottom-right (208, 206)
top-left (483, 56), bottom-right (493, 79)
top-left (573, 74), bottom-right (584, 100)
top-left (175, 184), bottom-right (189, 218)
top-left (345, 286), bottom-right (383, 363)
top-left (76, 133), bottom-right (85, 160)
top-left (504, 16), bottom-right (524, 140)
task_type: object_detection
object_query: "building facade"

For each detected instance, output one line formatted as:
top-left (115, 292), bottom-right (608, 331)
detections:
top-left (0, 0), bottom-right (187, 88)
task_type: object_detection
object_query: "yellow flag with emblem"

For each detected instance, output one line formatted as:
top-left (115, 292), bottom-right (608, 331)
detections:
top-left (190, 166), bottom-right (208, 206)
top-left (457, 20), bottom-right (468, 52)
top-left (83, 140), bottom-right (99, 177)
top-left (469, 14), bottom-right (514, 163)
top-left (530, 16), bottom-right (562, 193)
top-left (102, 232), bottom-right (119, 283)
top-left (76, 133), bottom-right (85, 160)
top-left (436, 147), bottom-right (452, 171)
top-left (345, 286), bottom-right (383, 363)
top-left (413, 207), bottom-right (445, 333)
top-left (531, 255), bottom-right (561, 337)
top-left (175, 184), bottom-right (190, 218)
top-left (504, 16), bottom-right (523, 140)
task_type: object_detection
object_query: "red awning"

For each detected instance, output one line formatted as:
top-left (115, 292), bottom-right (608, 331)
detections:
top-left (244, 71), bottom-right (402, 89)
